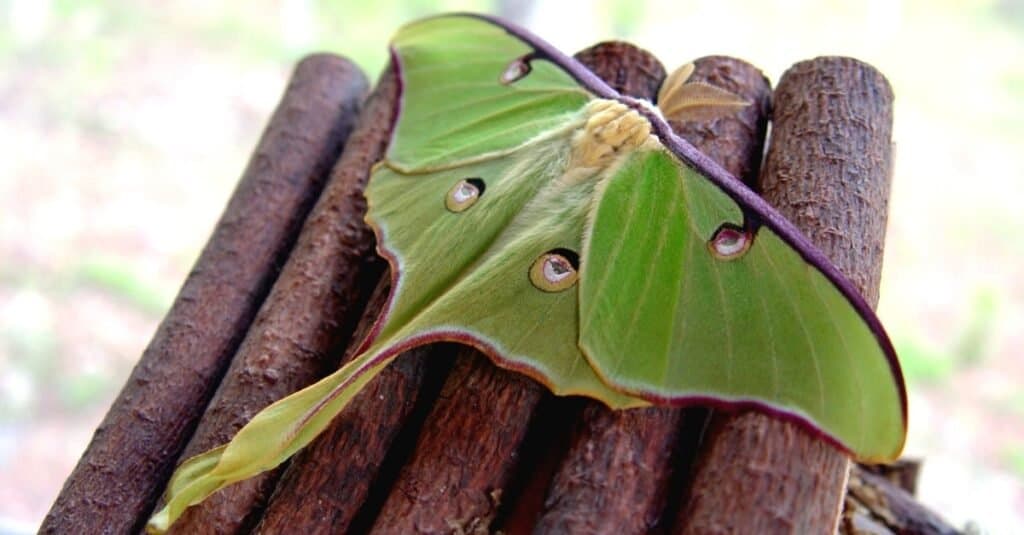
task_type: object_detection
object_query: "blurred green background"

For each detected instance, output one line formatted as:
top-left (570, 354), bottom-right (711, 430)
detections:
top-left (1, 0), bottom-right (1022, 532)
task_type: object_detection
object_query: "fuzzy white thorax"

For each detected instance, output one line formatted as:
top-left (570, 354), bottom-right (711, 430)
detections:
top-left (563, 99), bottom-right (657, 185)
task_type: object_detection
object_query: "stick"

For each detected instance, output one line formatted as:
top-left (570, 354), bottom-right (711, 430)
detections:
top-left (343, 42), bottom-right (661, 534)
top-left (163, 65), bottom-right (400, 534)
top-left (673, 56), bottom-right (894, 534)
top-left (842, 465), bottom-right (961, 535)
top-left (40, 54), bottom-right (367, 535)
top-left (533, 54), bottom-right (772, 534)
top-left (252, 278), bottom-right (454, 533)
top-left (367, 348), bottom-right (547, 533)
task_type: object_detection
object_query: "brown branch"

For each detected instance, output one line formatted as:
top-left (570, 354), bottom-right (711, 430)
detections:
top-left (665, 55), bottom-right (773, 190)
top-left (253, 277), bottom-right (456, 534)
top-left (335, 42), bottom-right (662, 534)
top-left (367, 348), bottom-right (547, 533)
top-left (573, 41), bottom-right (667, 98)
top-left (674, 56), bottom-right (895, 534)
top-left (46, 28), bottom-right (956, 535)
top-left (858, 458), bottom-right (922, 495)
top-left (162, 64), bottom-right (401, 534)
top-left (532, 55), bottom-right (772, 535)
top-left (842, 465), bottom-right (962, 535)
top-left (40, 54), bottom-right (367, 535)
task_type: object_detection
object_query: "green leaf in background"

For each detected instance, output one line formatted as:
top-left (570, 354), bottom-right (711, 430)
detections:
top-left (77, 256), bottom-right (173, 315)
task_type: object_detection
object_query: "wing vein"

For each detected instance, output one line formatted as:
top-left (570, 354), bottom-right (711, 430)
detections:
top-left (753, 264), bottom-right (782, 402)
top-left (810, 274), bottom-right (867, 450)
top-left (603, 172), bottom-right (647, 375)
top-left (661, 216), bottom-right (696, 384)
top-left (758, 241), bottom-right (827, 417)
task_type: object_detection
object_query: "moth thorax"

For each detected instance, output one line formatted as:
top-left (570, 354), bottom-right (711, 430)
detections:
top-left (570, 99), bottom-right (652, 171)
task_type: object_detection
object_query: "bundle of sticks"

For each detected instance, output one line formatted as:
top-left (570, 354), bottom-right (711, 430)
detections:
top-left (43, 40), bottom-right (959, 534)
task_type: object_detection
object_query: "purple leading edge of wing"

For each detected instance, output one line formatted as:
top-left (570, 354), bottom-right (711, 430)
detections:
top-left (386, 13), bottom-right (907, 428)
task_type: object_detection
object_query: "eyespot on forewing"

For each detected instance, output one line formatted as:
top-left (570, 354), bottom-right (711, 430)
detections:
top-left (445, 178), bottom-right (486, 212)
top-left (530, 249), bottom-right (579, 292)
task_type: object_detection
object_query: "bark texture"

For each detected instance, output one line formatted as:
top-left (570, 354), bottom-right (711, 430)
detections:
top-left (254, 277), bottom-right (454, 534)
top-left (674, 56), bottom-right (894, 535)
top-left (842, 465), bottom-right (961, 535)
top-left (368, 349), bottom-right (546, 534)
top-left (358, 41), bottom-right (657, 535)
top-left (532, 54), bottom-right (771, 535)
top-left (44, 39), bottom-right (949, 535)
top-left (163, 65), bottom-right (400, 534)
top-left (40, 54), bottom-right (367, 535)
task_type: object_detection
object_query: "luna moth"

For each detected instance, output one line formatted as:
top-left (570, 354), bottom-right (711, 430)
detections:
top-left (147, 13), bottom-right (906, 532)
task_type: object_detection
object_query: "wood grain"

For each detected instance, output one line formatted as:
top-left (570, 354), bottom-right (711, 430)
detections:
top-left (532, 54), bottom-right (771, 535)
top-left (674, 56), bottom-right (894, 535)
top-left (40, 54), bottom-right (367, 535)
top-left (350, 42), bottom-right (655, 535)
top-left (162, 63), bottom-right (400, 535)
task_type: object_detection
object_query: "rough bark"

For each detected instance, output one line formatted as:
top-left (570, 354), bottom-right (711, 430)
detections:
top-left (368, 348), bottom-right (547, 534)
top-left (532, 55), bottom-right (771, 535)
top-left (574, 41), bottom-right (667, 98)
top-left (352, 42), bottom-right (662, 535)
top-left (253, 277), bottom-right (456, 534)
top-left (40, 54), bottom-right (367, 535)
top-left (665, 55), bottom-right (773, 191)
top-left (46, 35), bottom-right (945, 535)
top-left (674, 56), bottom-right (894, 535)
top-left (859, 458), bottom-right (922, 495)
top-left (163, 65), bottom-right (400, 534)
top-left (841, 465), bottom-right (961, 535)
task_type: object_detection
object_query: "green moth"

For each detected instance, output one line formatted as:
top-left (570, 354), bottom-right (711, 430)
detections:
top-left (147, 13), bottom-right (906, 533)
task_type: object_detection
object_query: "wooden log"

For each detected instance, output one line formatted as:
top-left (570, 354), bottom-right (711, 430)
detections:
top-left (673, 56), bottom-right (895, 534)
top-left (572, 41), bottom-right (667, 98)
top-left (665, 55), bottom-right (773, 191)
top-left (841, 465), bottom-right (961, 535)
top-left (367, 348), bottom-right (547, 533)
top-left (351, 42), bottom-right (662, 534)
top-left (253, 277), bottom-right (456, 534)
top-left (163, 64), bottom-right (400, 534)
top-left (533, 55), bottom-right (772, 534)
top-left (858, 458), bottom-right (921, 495)
top-left (40, 54), bottom-right (367, 535)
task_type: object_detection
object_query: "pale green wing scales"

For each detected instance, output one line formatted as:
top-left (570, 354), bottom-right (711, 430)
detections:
top-left (388, 15), bottom-right (591, 171)
top-left (149, 13), bottom-right (907, 533)
top-left (579, 148), bottom-right (905, 461)
top-left (368, 128), bottom-right (643, 407)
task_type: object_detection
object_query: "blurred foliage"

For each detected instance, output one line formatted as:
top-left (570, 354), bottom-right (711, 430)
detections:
top-left (896, 336), bottom-right (956, 384)
top-left (1005, 448), bottom-right (1024, 479)
top-left (75, 256), bottom-right (173, 316)
top-left (953, 289), bottom-right (997, 367)
top-left (55, 369), bottom-right (113, 409)
top-left (898, 288), bottom-right (1000, 383)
